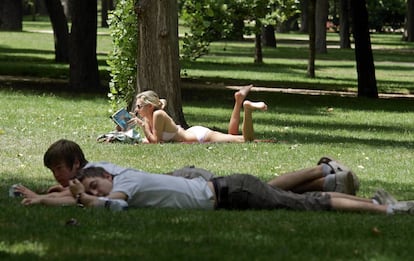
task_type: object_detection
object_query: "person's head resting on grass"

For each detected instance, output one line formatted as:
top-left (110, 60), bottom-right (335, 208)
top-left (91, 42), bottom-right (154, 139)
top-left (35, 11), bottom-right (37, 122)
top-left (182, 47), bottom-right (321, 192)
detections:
top-left (43, 139), bottom-right (88, 187)
top-left (76, 167), bottom-right (114, 197)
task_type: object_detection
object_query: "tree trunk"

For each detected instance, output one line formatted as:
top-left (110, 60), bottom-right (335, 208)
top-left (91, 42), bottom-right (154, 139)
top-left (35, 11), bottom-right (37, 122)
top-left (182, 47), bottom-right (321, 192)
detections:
top-left (300, 0), bottom-right (309, 33)
top-left (60, 0), bottom-right (71, 20)
top-left (101, 0), bottom-right (114, 28)
top-left (36, 0), bottom-right (49, 15)
top-left (0, 0), bottom-right (22, 31)
top-left (315, 0), bottom-right (328, 54)
top-left (339, 0), bottom-right (351, 48)
top-left (44, 0), bottom-right (69, 63)
top-left (69, 0), bottom-right (100, 91)
top-left (135, 0), bottom-right (186, 127)
top-left (262, 25), bottom-right (276, 48)
top-left (229, 16), bottom-right (245, 41)
top-left (307, 0), bottom-right (316, 78)
top-left (406, 0), bottom-right (414, 42)
top-left (254, 20), bottom-right (263, 64)
top-left (350, 0), bottom-right (378, 98)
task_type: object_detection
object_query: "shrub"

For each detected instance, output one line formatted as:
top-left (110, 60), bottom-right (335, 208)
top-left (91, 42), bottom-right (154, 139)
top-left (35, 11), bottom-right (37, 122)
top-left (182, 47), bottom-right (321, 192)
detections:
top-left (106, 0), bottom-right (138, 111)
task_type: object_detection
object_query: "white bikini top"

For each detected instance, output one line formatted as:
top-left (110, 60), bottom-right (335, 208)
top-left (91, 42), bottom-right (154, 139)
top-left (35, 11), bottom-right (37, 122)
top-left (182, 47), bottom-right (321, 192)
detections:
top-left (162, 125), bottom-right (180, 141)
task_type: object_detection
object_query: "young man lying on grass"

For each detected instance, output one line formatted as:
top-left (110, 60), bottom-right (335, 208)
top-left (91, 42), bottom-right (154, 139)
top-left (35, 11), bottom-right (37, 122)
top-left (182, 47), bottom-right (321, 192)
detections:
top-left (16, 139), bottom-right (362, 207)
top-left (67, 166), bottom-right (412, 215)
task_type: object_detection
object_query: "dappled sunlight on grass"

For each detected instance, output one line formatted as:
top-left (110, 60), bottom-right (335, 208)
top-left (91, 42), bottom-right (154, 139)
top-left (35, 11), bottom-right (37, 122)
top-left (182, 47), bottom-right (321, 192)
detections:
top-left (0, 241), bottom-right (47, 258)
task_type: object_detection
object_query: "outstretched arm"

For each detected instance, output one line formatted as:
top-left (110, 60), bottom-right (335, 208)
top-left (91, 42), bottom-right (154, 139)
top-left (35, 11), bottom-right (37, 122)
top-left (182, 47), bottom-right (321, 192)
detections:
top-left (15, 184), bottom-right (72, 199)
top-left (21, 195), bottom-right (76, 206)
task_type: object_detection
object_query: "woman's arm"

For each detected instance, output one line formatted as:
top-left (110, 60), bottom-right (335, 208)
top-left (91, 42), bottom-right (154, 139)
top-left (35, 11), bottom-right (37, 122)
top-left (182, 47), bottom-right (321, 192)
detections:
top-left (142, 110), bottom-right (168, 143)
top-left (140, 118), bottom-right (159, 143)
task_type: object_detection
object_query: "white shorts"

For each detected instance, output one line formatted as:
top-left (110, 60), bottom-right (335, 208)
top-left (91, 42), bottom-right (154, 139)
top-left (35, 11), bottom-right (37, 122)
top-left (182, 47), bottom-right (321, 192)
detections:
top-left (186, 126), bottom-right (211, 143)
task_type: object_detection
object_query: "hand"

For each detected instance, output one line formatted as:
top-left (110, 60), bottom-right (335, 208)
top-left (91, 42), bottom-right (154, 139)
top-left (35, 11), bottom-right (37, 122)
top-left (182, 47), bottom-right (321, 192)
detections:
top-left (69, 179), bottom-right (85, 197)
top-left (14, 184), bottom-right (39, 198)
top-left (131, 117), bottom-right (145, 128)
top-left (47, 184), bottom-right (66, 193)
top-left (126, 117), bottom-right (139, 129)
top-left (21, 197), bottom-right (42, 206)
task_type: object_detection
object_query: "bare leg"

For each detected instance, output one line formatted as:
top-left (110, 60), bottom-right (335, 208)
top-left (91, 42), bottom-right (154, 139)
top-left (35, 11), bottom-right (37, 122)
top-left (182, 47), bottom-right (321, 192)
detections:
top-left (329, 196), bottom-right (387, 214)
top-left (228, 85), bottom-right (253, 135)
top-left (242, 100), bottom-right (267, 141)
top-left (267, 166), bottom-right (324, 191)
top-left (327, 192), bottom-right (373, 203)
top-left (290, 178), bottom-right (325, 193)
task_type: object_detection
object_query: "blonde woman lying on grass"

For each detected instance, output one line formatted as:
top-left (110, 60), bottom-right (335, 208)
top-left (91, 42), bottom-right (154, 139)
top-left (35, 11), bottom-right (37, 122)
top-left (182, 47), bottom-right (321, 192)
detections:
top-left (130, 85), bottom-right (267, 143)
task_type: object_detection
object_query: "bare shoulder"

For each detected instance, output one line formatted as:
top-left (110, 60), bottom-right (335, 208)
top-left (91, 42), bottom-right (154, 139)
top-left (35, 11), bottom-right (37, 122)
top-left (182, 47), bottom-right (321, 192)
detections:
top-left (153, 109), bottom-right (171, 119)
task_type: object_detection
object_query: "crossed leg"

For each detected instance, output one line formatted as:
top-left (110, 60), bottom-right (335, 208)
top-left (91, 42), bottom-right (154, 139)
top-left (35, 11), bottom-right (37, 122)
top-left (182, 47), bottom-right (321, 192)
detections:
top-left (267, 165), bottom-right (325, 193)
top-left (242, 100), bottom-right (267, 141)
top-left (228, 85), bottom-right (253, 135)
top-left (227, 84), bottom-right (267, 141)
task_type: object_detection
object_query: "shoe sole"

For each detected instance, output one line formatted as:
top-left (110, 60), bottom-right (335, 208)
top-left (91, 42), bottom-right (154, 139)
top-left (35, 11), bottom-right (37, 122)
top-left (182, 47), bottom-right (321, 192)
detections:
top-left (318, 156), bottom-right (359, 193)
top-left (335, 171), bottom-right (356, 195)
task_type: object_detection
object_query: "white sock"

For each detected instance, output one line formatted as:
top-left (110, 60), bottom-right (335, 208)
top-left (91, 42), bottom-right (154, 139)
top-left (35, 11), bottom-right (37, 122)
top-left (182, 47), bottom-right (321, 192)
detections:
top-left (323, 174), bottom-right (336, 191)
top-left (386, 205), bottom-right (394, 215)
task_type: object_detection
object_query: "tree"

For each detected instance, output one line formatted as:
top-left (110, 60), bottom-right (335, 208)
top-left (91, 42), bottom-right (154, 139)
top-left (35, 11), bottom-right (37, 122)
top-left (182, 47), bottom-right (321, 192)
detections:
top-left (135, 0), bottom-right (186, 126)
top-left (366, 0), bottom-right (405, 32)
top-left (405, 0), bottom-right (414, 42)
top-left (254, 20), bottom-right (263, 64)
top-left (262, 25), bottom-right (277, 47)
top-left (0, 0), bottom-right (22, 31)
top-left (101, 0), bottom-right (114, 28)
top-left (307, 0), bottom-right (316, 78)
top-left (44, 0), bottom-right (69, 63)
top-left (69, 0), bottom-right (100, 91)
top-left (60, 0), bottom-right (71, 19)
top-left (107, 0), bottom-right (138, 110)
top-left (300, 0), bottom-right (309, 33)
top-left (350, 0), bottom-right (378, 98)
top-left (315, 0), bottom-right (328, 53)
top-left (339, 0), bottom-right (351, 48)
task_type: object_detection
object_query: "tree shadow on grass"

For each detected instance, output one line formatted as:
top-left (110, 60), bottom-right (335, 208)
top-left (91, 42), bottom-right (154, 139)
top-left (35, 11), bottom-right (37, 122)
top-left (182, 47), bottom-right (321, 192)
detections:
top-left (182, 89), bottom-right (414, 148)
top-left (183, 87), bottom-right (414, 113)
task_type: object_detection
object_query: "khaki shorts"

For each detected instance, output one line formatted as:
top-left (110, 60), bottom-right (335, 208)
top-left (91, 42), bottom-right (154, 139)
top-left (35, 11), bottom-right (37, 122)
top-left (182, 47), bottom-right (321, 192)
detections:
top-left (215, 174), bottom-right (332, 211)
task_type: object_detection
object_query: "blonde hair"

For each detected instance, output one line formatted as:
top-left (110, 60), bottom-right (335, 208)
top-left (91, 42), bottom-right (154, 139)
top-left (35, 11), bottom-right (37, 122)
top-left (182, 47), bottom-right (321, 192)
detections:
top-left (136, 90), bottom-right (167, 110)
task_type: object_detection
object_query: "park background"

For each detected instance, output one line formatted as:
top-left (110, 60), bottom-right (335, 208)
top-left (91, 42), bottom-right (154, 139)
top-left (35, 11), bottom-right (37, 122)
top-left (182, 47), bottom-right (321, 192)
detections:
top-left (1, 1), bottom-right (414, 260)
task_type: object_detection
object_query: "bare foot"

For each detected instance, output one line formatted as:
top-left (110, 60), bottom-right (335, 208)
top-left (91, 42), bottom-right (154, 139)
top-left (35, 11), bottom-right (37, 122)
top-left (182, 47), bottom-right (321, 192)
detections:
top-left (243, 100), bottom-right (268, 111)
top-left (234, 84), bottom-right (253, 104)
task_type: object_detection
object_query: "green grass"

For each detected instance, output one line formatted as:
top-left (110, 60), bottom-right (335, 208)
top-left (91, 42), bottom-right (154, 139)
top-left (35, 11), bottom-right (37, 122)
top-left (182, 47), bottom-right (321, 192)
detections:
top-left (1, 18), bottom-right (414, 95)
top-left (1, 18), bottom-right (414, 260)
top-left (182, 34), bottom-right (414, 94)
top-left (1, 86), bottom-right (414, 260)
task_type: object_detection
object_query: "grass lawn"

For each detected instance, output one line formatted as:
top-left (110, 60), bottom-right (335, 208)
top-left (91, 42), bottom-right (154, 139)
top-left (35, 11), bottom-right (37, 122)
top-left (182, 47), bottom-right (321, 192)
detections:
top-left (0, 17), bottom-right (413, 95)
top-left (1, 18), bottom-right (414, 260)
top-left (1, 87), bottom-right (414, 260)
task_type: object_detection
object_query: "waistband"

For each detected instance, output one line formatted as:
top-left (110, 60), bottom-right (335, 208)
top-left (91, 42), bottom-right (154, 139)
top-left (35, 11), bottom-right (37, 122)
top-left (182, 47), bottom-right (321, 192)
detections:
top-left (212, 177), bottom-right (229, 209)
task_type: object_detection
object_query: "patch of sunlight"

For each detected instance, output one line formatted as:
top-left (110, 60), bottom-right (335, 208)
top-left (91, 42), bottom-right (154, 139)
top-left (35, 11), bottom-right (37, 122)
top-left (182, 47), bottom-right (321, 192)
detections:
top-left (0, 241), bottom-right (47, 257)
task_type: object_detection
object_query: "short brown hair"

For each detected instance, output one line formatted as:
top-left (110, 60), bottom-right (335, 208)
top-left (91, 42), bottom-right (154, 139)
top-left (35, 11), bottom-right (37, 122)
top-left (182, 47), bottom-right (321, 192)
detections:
top-left (43, 139), bottom-right (88, 169)
top-left (76, 167), bottom-right (108, 181)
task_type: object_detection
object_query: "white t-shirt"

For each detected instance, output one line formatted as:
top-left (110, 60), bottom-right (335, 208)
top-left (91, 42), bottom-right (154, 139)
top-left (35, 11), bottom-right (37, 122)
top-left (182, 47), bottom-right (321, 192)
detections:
top-left (111, 168), bottom-right (215, 210)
